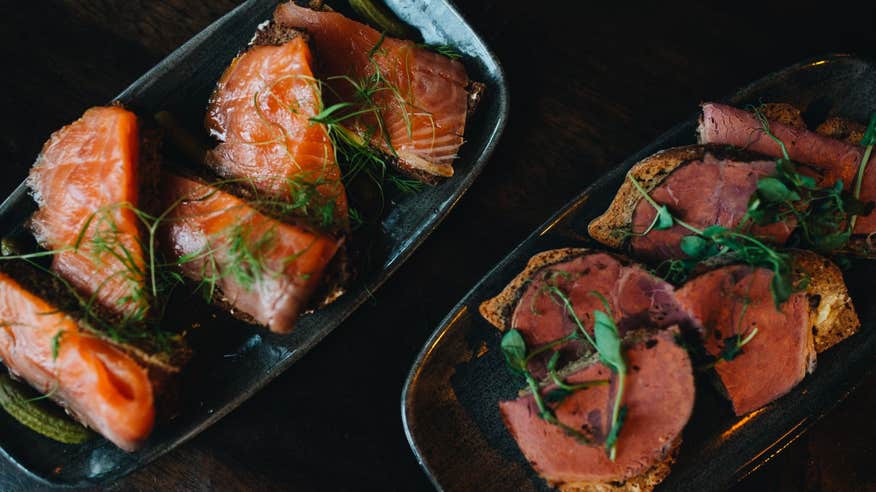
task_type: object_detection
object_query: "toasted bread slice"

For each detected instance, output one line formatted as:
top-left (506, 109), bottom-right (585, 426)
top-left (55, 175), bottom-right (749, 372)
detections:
top-left (479, 247), bottom-right (592, 331)
top-left (794, 250), bottom-right (860, 352)
top-left (816, 116), bottom-right (866, 144)
top-left (760, 102), bottom-right (807, 129)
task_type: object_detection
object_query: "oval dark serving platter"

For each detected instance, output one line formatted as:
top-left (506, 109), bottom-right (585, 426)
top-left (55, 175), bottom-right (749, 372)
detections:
top-left (0, 0), bottom-right (507, 486)
top-left (402, 54), bottom-right (876, 492)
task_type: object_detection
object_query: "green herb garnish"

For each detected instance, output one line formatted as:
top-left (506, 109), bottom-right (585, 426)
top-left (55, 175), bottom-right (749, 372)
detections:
top-left (310, 35), bottom-right (429, 207)
top-left (744, 106), bottom-right (875, 251)
top-left (419, 43), bottom-right (463, 60)
top-left (500, 328), bottom-right (597, 445)
top-left (501, 274), bottom-right (629, 459)
top-left (50, 330), bottom-right (64, 361)
top-left (589, 291), bottom-right (626, 460)
top-left (851, 113), bottom-right (876, 230)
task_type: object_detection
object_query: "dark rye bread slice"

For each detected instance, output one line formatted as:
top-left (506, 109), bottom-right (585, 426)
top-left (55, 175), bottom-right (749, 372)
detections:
top-left (793, 250), bottom-right (860, 353)
top-left (817, 116), bottom-right (867, 144)
top-left (481, 250), bottom-right (691, 491)
top-left (479, 249), bottom-right (686, 349)
top-left (587, 145), bottom-right (771, 250)
top-left (697, 102), bottom-right (876, 256)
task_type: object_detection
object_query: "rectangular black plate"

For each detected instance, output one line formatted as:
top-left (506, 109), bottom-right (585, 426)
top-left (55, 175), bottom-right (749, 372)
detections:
top-left (401, 54), bottom-right (876, 492)
top-left (0, 0), bottom-right (507, 486)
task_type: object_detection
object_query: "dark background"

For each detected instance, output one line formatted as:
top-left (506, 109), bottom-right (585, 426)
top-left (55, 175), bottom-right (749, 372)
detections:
top-left (1, 1), bottom-right (876, 490)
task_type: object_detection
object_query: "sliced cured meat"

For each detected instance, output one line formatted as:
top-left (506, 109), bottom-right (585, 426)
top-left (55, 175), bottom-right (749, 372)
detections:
top-left (272, 2), bottom-right (471, 180)
top-left (499, 329), bottom-right (694, 487)
top-left (160, 173), bottom-right (341, 333)
top-left (482, 249), bottom-right (687, 377)
top-left (676, 265), bottom-right (813, 415)
top-left (27, 106), bottom-right (148, 320)
top-left (0, 263), bottom-right (155, 451)
top-left (205, 35), bottom-right (348, 226)
top-left (698, 102), bottom-right (876, 234)
top-left (630, 152), bottom-right (794, 260)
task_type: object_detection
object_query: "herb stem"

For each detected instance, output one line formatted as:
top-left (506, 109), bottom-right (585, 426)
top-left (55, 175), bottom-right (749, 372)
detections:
top-left (545, 286), bottom-right (598, 349)
top-left (608, 371), bottom-right (625, 461)
top-left (524, 372), bottom-right (552, 419)
top-left (628, 175), bottom-right (662, 214)
top-left (549, 368), bottom-right (608, 392)
top-left (526, 332), bottom-right (579, 362)
top-left (850, 114), bottom-right (876, 230)
top-left (752, 105), bottom-right (790, 160)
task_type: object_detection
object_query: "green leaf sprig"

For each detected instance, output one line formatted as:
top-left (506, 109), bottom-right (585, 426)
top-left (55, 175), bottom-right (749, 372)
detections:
top-left (589, 291), bottom-right (626, 461)
top-left (500, 328), bottom-right (604, 445)
top-left (696, 295), bottom-right (758, 371)
top-left (501, 275), bottom-right (629, 460)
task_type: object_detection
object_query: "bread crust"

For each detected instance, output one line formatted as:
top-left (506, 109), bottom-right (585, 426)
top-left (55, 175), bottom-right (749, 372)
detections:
top-left (760, 102), bottom-right (806, 129)
top-left (816, 116), bottom-right (866, 144)
top-left (793, 250), bottom-right (860, 353)
top-left (479, 247), bottom-right (605, 331)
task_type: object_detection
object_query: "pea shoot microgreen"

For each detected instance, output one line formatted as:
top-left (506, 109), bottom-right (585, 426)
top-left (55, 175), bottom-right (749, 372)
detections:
top-left (632, 106), bottom-right (876, 297)
top-left (500, 272), bottom-right (628, 460)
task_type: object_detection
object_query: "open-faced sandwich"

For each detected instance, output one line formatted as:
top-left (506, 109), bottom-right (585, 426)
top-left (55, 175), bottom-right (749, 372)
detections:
top-left (481, 102), bottom-right (873, 490)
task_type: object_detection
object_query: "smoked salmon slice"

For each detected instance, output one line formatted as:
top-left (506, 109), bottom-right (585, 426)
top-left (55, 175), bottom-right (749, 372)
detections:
top-left (27, 106), bottom-right (148, 321)
top-left (205, 35), bottom-right (348, 227)
top-left (273, 2), bottom-right (471, 180)
top-left (160, 172), bottom-right (341, 333)
top-left (0, 263), bottom-right (155, 451)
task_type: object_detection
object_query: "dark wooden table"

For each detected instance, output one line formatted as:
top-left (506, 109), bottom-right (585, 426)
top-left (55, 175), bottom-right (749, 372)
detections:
top-left (1, 1), bottom-right (875, 490)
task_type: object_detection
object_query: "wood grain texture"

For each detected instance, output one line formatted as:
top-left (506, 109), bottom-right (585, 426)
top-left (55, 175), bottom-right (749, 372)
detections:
top-left (61, 0), bottom-right (240, 56)
top-left (1, 1), bottom-right (875, 490)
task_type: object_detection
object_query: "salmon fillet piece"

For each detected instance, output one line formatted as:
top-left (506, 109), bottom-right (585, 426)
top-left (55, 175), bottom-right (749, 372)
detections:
top-left (0, 268), bottom-right (155, 451)
top-left (27, 106), bottom-right (148, 320)
top-left (273, 2), bottom-right (471, 180)
top-left (160, 173), bottom-right (341, 333)
top-left (205, 36), bottom-right (348, 227)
